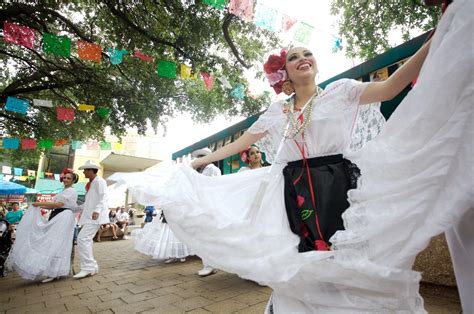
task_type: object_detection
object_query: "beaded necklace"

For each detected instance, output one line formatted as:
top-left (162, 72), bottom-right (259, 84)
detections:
top-left (283, 87), bottom-right (322, 139)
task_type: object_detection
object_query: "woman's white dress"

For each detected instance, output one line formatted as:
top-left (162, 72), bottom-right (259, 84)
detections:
top-left (109, 1), bottom-right (473, 312)
top-left (133, 210), bottom-right (191, 260)
top-left (7, 187), bottom-right (78, 280)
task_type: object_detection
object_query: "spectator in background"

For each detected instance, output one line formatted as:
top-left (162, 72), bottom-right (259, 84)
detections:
top-left (116, 206), bottom-right (129, 239)
top-left (0, 201), bottom-right (7, 219)
top-left (144, 205), bottom-right (156, 223)
top-left (5, 202), bottom-right (24, 225)
top-left (127, 205), bottom-right (135, 226)
top-left (97, 209), bottom-right (119, 241)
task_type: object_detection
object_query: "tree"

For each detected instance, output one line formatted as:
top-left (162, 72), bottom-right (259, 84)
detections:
top-left (0, 0), bottom-right (278, 148)
top-left (330, 0), bottom-right (441, 59)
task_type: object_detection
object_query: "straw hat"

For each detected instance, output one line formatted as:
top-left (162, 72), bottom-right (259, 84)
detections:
top-left (78, 160), bottom-right (101, 170)
top-left (191, 147), bottom-right (212, 158)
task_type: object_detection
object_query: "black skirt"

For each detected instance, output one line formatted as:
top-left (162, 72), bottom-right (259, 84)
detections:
top-left (283, 154), bottom-right (360, 252)
top-left (48, 208), bottom-right (71, 221)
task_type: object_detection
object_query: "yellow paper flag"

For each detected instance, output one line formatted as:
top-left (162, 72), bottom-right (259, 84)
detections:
top-left (180, 64), bottom-right (192, 79)
top-left (112, 142), bottom-right (124, 151)
top-left (78, 104), bottom-right (96, 111)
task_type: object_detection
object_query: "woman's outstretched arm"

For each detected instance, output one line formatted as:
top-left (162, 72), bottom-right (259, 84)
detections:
top-left (192, 131), bottom-right (266, 169)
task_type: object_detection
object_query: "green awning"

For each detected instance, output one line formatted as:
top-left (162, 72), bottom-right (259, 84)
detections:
top-left (34, 179), bottom-right (86, 196)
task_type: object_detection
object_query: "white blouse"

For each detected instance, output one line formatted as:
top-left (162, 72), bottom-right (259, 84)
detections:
top-left (53, 187), bottom-right (78, 210)
top-left (248, 79), bottom-right (369, 163)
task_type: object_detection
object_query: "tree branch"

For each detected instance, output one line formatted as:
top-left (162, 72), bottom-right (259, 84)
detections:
top-left (0, 112), bottom-right (37, 127)
top-left (222, 14), bottom-right (250, 69)
top-left (103, 0), bottom-right (192, 60)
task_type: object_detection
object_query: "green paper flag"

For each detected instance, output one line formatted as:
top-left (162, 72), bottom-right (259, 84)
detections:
top-left (293, 22), bottom-right (314, 45)
top-left (99, 141), bottom-right (112, 150)
top-left (157, 60), bottom-right (177, 79)
top-left (43, 33), bottom-right (71, 57)
top-left (38, 171), bottom-right (45, 179)
top-left (203, 0), bottom-right (227, 9)
top-left (97, 107), bottom-right (110, 118)
top-left (38, 139), bottom-right (54, 149)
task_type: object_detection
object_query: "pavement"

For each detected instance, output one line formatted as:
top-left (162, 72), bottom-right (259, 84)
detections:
top-left (0, 238), bottom-right (461, 313)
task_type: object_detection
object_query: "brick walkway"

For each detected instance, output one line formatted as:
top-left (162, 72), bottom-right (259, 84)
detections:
top-left (0, 240), bottom-right (461, 313)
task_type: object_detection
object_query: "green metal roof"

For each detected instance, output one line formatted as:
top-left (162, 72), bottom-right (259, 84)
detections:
top-left (172, 31), bottom-right (429, 160)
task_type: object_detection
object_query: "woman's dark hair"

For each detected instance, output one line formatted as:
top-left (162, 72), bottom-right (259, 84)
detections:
top-left (61, 169), bottom-right (79, 184)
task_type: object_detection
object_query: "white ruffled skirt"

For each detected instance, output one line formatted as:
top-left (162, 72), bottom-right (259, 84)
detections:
top-left (109, 1), bottom-right (473, 312)
top-left (6, 206), bottom-right (76, 280)
top-left (132, 217), bottom-right (191, 260)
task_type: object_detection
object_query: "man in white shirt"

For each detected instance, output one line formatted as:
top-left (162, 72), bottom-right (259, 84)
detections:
top-left (116, 206), bottom-right (130, 239)
top-left (192, 147), bottom-right (221, 277)
top-left (73, 160), bottom-right (109, 279)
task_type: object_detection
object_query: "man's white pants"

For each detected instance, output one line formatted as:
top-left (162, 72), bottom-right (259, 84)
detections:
top-left (446, 208), bottom-right (473, 314)
top-left (77, 223), bottom-right (100, 272)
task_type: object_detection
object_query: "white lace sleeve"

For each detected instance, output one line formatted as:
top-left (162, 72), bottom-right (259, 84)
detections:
top-left (348, 104), bottom-right (386, 152)
top-left (247, 100), bottom-right (285, 135)
top-left (333, 79), bottom-right (385, 152)
top-left (326, 78), bottom-right (370, 107)
top-left (325, 79), bottom-right (385, 153)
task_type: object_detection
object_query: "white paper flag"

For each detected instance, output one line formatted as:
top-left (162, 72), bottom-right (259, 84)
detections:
top-left (218, 76), bottom-right (232, 89)
top-left (33, 99), bottom-right (53, 108)
top-left (2, 166), bottom-right (12, 175)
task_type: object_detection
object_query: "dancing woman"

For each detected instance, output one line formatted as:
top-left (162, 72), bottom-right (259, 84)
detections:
top-left (238, 145), bottom-right (264, 172)
top-left (111, 1), bottom-right (473, 310)
top-left (7, 169), bottom-right (79, 283)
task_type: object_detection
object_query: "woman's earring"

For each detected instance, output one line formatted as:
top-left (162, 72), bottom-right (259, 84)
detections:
top-left (282, 80), bottom-right (295, 95)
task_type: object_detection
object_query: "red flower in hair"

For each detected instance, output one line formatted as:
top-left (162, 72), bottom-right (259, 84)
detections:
top-left (59, 168), bottom-right (74, 182)
top-left (263, 49), bottom-right (288, 94)
top-left (264, 49), bottom-right (287, 74)
top-left (240, 146), bottom-right (250, 164)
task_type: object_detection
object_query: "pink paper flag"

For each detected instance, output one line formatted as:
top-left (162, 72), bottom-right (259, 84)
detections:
top-left (134, 50), bottom-right (154, 62)
top-left (3, 21), bottom-right (35, 49)
top-left (57, 107), bottom-right (75, 121)
top-left (229, 0), bottom-right (254, 22)
top-left (21, 138), bottom-right (37, 150)
top-left (282, 14), bottom-right (298, 32)
top-left (200, 72), bottom-right (214, 91)
top-left (86, 140), bottom-right (99, 150)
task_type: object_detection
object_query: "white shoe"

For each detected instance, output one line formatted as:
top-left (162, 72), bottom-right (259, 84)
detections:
top-left (41, 277), bottom-right (57, 283)
top-left (123, 235), bottom-right (129, 240)
top-left (198, 266), bottom-right (217, 277)
top-left (73, 270), bottom-right (97, 279)
top-left (180, 258), bottom-right (186, 263)
top-left (164, 258), bottom-right (177, 264)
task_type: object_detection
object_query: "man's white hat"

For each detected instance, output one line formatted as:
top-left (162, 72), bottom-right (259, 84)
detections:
top-left (78, 159), bottom-right (101, 170)
top-left (191, 147), bottom-right (212, 158)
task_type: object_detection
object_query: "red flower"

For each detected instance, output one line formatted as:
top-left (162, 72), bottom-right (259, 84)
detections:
top-left (296, 195), bottom-right (305, 208)
top-left (263, 49), bottom-right (287, 74)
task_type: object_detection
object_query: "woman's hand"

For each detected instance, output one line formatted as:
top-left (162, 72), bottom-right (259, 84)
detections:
top-left (191, 157), bottom-right (208, 170)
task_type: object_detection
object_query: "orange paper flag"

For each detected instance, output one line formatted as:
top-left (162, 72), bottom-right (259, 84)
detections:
top-left (77, 40), bottom-right (102, 63)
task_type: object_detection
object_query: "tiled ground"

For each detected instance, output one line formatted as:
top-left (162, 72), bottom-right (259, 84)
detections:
top-left (0, 239), bottom-right (461, 313)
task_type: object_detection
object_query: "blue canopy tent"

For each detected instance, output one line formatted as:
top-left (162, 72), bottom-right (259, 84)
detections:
top-left (0, 181), bottom-right (27, 195)
top-left (0, 181), bottom-right (27, 203)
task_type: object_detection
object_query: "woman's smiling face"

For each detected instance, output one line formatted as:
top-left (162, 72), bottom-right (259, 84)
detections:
top-left (248, 146), bottom-right (261, 164)
top-left (285, 47), bottom-right (318, 84)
